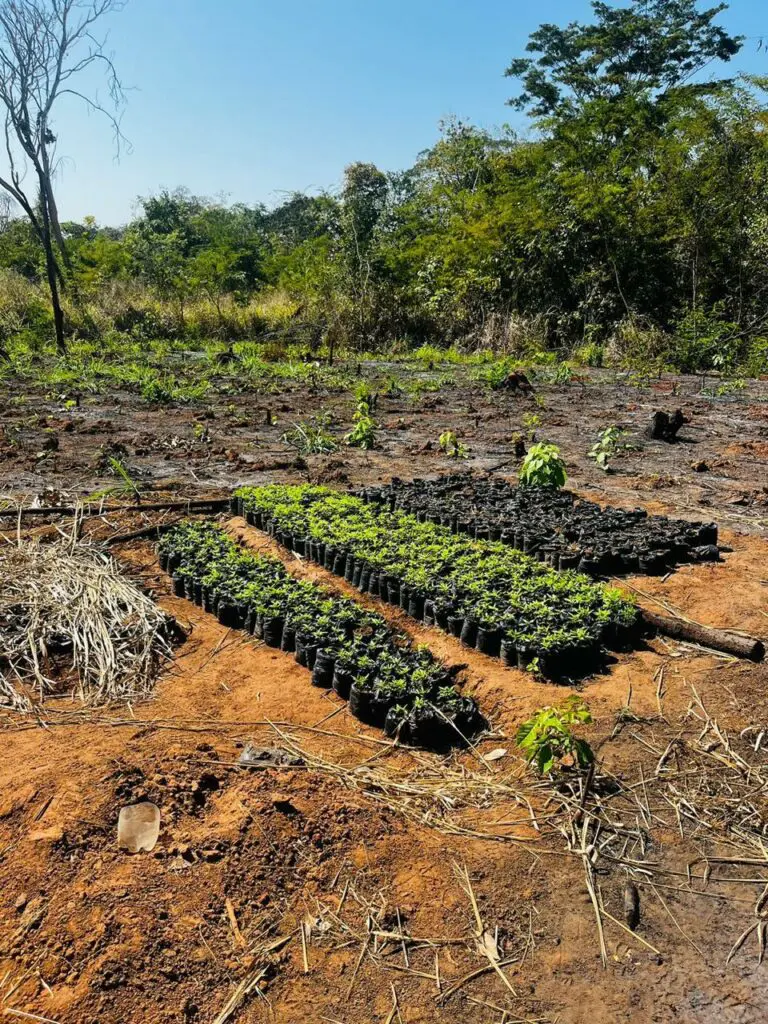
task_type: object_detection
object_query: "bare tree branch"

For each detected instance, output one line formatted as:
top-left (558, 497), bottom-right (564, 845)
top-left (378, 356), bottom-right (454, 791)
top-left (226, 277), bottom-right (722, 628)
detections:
top-left (0, 0), bottom-right (127, 351)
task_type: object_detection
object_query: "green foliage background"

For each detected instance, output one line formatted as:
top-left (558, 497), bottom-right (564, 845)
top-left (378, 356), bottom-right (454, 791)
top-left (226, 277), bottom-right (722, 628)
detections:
top-left (2, 0), bottom-right (768, 376)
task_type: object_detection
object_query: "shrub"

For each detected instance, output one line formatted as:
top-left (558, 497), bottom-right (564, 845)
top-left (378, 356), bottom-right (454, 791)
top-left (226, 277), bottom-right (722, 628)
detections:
top-left (674, 306), bottom-right (742, 374)
top-left (606, 315), bottom-right (670, 369)
top-left (741, 337), bottom-right (768, 378)
top-left (573, 341), bottom-right (604, 367)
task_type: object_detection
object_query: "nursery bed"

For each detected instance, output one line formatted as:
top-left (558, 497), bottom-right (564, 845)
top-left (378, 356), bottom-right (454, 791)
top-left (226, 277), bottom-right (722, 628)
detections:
top-left (357, 472), bottom-right (721, 576)
top-left (159, 520), bottom-right (483, 747)
top-left (233, 485), bottom-right (640, 680)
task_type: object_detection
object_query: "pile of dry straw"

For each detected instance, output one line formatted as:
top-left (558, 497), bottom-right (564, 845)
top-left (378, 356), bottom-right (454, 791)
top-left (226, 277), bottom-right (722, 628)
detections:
top-left (0, 534), bottom-right (172, 712)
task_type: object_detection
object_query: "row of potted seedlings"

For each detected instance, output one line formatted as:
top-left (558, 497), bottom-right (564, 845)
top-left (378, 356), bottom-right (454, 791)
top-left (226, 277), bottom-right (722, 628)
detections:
top-left (158, 520), bottom-right (484, 748)
top-left (354, 473), bottom-right (720, 576)
top-left (232, 485), bottom-right (640, 680)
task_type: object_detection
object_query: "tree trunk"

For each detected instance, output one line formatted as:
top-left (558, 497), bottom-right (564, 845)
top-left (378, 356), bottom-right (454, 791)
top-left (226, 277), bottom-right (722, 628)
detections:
top-left (40, 143), bottom-right (72, 273)
top-left (42, 233), bottom-right (66, 354)
top-left (38, 182), bottom-right (67, 354)
top-left (45, 247), bottom-right (67, 356)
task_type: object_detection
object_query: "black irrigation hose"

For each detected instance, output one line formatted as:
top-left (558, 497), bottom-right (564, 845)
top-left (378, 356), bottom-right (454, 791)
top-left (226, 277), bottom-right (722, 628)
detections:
top-left (0, 498), bottom-right (230, 519)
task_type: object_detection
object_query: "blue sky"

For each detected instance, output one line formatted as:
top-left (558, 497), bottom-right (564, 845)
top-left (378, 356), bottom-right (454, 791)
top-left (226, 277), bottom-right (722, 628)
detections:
top-left (51, 0), bottom-right (767, 225)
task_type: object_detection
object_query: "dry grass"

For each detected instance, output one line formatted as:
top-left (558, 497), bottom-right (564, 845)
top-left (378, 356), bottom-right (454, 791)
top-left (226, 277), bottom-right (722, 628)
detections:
top-left (0, 532), bottom-right (173, 712)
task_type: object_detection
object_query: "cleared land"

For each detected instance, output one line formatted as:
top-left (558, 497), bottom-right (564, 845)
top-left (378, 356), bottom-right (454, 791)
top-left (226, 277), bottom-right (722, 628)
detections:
top-left (1, 359), bottom-right (767, 1024)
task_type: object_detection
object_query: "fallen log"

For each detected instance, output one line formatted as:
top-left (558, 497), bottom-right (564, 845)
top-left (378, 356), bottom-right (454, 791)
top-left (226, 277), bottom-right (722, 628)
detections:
top-left (642, 609), bottom-right (765, 662)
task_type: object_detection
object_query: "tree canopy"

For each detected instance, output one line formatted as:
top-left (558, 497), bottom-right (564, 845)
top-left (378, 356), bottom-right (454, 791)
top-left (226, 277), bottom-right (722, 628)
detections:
top-left (506, 0), bottom-right (743, 118)
top-left (0, 0), bottom-right (766, 375)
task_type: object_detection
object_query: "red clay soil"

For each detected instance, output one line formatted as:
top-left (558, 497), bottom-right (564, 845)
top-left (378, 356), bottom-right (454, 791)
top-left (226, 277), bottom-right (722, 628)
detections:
top-left (1, 368), bottom-right (768, 1024)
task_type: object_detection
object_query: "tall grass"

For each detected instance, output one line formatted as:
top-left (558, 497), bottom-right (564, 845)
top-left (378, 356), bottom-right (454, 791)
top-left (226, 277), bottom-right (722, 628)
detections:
top-left (1, 270), bottom-right (766, 381)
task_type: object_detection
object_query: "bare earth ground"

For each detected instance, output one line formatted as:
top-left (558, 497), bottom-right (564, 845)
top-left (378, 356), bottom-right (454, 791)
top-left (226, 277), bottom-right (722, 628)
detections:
top-left (1, 365), bottom-right (768, 1024)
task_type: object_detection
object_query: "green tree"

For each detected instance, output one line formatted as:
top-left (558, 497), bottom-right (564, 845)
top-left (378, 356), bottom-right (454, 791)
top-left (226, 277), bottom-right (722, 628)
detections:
top-left (499, 0), bottom-right (757, 345)
top-left (507, 0), bottom-right (743, 120)
top-left (127, 226), bottom-right (192, 324)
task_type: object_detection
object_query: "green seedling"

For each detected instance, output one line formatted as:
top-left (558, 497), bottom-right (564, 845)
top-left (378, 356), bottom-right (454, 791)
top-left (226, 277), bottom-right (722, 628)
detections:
top-left (522, 412), bottom-right (541, 441)
top-left (345, 400), bottom-right (377, 450)
top-left (439, 430), bottom-right (468, 459)
top-left (519, 442), bottom-right (566, 488)
top-left (588, 426), bottom-right (632, 471)
top-left (516, 696), bottom-right (594, 775)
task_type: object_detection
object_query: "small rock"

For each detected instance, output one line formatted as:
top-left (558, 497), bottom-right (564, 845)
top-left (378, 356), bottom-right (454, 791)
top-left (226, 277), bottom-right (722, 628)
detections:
top-left (14, 893), bottom-right (28, 912)
top-left (238, 744), bottom-right (304, 768)
top-left (691, 460), bottom-right (709, 472)
top-left (167, 855), bottom-right (192, 871)
top-left (18, 897), bottom-right (45, 932)
top-left (117, 801), bottom-right (161, 853)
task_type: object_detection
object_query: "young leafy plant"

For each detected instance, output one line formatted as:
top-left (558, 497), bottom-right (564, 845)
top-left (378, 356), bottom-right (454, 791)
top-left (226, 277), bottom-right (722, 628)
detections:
top-left (353, 380), bottom-right (378, 410)
top-left (516, 696), bottom-right (594, 775)
top-left (439, 429), bottom-right (468, 459)
top-left (282, 413), bottom-right (338, 455)
top-left (345, 400), bottom-right (377, 449)
top-left (107, 456), bottom-right (141, 498)
top-left (519, 442), bottom-right (566, 488)
top-left (588, 426), bottom-right (630, 471)
top-left (522, 412), bottom-right (541, 441)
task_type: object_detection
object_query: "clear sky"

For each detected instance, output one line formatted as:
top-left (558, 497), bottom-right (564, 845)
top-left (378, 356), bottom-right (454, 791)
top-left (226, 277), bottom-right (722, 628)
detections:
top-left (50, 0), bottom-right (767, 225)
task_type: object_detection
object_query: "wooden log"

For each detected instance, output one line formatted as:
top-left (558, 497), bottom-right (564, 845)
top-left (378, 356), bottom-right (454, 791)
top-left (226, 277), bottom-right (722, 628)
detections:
top-left (642, 609), bottom-right (764, 662)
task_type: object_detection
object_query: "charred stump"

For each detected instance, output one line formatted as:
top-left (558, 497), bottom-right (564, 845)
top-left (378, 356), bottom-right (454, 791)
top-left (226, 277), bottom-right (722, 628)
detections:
top-left (645, 409), bottom-right (687, 442)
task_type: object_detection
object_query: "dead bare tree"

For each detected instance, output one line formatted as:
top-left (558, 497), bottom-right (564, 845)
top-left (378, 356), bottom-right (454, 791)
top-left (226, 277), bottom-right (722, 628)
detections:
top-left (0, 0), bottom-right (126, 353)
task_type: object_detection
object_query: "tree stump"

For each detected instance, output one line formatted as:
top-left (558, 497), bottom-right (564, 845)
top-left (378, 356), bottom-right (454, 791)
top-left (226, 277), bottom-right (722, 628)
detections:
top-left (645, 409), bottom-right (687, 442)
